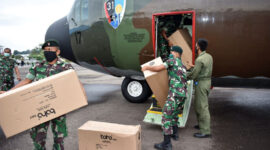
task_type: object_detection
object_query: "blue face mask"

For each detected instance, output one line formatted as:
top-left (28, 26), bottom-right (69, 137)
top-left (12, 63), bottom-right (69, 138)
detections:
top-left (169, 54), bottom-right (174, 58)
top-left (4, 53), bottom-right (10, 57)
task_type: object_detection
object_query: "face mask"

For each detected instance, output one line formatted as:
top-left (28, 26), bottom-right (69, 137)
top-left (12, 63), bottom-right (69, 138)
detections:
top-left (44, 51), bottom-right (57, 62)
top-left (195, 47), bottom-right (199, 54)
top-left (4, 53), bottom-right (10, 57)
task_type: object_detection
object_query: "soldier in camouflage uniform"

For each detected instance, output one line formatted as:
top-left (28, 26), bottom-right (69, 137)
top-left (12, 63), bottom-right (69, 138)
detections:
top-left (0, 48), bottom-right (21, 91)
top-left (0, 55), bottom-right (3, 90)
top-left (142, 46), bottom-right (187, 150)
top-left (1, 40), bottom-right (74, 150)
top-left (26, 56), bottom-right (73, 150)
top-left (158, 16), bottom-right (180, 61)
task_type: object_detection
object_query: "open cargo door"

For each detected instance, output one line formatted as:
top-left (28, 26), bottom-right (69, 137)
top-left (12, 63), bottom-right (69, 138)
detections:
top-left (144, 11), bottom-right (195, 127)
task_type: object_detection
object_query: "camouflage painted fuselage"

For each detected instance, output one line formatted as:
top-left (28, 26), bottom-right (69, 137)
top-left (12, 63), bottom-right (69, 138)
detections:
top-left (45, 0), bottom-right (270, 78)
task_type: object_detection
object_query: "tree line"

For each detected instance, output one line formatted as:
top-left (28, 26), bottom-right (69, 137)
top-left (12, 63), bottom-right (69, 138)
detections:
top-left (12, 44), bottom-right (44, 61)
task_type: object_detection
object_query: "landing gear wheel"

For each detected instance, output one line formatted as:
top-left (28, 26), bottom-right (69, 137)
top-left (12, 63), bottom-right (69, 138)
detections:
top-left (121, 77), bottom-right (152, 103)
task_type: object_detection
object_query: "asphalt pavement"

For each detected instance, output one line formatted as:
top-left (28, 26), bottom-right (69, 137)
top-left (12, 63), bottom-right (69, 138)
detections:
top-left (0, 64), bottom-right (270, 150)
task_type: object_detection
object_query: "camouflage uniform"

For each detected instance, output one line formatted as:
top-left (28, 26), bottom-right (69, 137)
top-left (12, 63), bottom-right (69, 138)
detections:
top-left (158, 18), bottom-right (177, 61)
top-left (0, 56), bottom-right (3, 90)
top-left (0, 56), bottom-right (17, 91)
top-left (25, 57), bottom-right (73, 150)
top-left (162, 55), bottom-right (187, 135)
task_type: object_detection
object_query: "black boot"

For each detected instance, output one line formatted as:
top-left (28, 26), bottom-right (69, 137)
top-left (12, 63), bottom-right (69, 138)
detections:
top-left (171, 126), bottom-right (179, 141)
top-left (154, 135), bottom-right (172, 150)
top-left (194, 125), bottom-right (200, 130)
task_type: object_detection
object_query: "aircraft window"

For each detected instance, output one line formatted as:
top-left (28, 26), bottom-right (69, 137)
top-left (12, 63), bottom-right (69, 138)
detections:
top-left (74, 0), bottom-right (81, 22)
top-left (81, 0), bottom-right (89, 21)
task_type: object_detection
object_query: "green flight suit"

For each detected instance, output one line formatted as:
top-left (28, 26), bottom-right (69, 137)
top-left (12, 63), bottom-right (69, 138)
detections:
top-left (188, 51), bottom-right (213, 134)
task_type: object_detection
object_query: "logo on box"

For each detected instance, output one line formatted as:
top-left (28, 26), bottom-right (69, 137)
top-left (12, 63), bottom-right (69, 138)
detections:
top-left (37, 108), bottom-right (56, 120)
top-left (100, 134), bottom-right (117, 144)
top-left (100, 134), bottom-right (113, 140)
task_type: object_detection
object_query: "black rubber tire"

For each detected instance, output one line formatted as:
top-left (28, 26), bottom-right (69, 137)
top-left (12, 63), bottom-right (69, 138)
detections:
top-left (121, 78), bottom-right (152, 103)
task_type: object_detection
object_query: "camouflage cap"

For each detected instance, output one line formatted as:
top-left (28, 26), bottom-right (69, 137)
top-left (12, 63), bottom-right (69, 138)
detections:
top-left (42, 39), bottom-right (60, 49)
top-left (171, 46), bottom-right (183, 54)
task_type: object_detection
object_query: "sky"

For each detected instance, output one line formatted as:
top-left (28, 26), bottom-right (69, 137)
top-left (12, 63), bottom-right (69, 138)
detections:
top-left (0, 0), bottom-right (75, 52)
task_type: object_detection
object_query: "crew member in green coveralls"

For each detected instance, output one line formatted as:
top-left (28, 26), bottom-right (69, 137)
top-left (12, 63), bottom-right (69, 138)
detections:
top-left (188, 39), bottom-right (213, 138)
top-left (0, 40), bottom-right (86, 150)
top-left (0, 48), bottom-right (21, 91)
top-left (142, 46), bottom-right (187, 150)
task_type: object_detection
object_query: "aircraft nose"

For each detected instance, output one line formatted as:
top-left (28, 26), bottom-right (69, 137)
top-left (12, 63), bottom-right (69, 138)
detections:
top-left (45, 16), bottom-right (77, 63)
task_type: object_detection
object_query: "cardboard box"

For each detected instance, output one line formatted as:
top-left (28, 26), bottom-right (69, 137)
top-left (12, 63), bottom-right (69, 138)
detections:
top-left (168, 29), bottom-right (193, 69)
top-left (141, 57), bottom-right (169, 107)
top-left (78, 121), bottom-right (141, 150)
top-left (0, 69), bottom-right (88, 138)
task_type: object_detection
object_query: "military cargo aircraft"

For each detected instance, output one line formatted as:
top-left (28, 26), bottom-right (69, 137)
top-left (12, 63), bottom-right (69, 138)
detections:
top-left (45, 0), bottom-right (270, 103)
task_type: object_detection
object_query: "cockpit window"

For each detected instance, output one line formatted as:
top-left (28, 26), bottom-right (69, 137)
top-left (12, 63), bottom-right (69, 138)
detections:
top-left (74, 0), bottom-right (80, 22)
top-left (73, 0), bottom-right (88, 23)
top-left (81, 0), bottom-right (89, 21)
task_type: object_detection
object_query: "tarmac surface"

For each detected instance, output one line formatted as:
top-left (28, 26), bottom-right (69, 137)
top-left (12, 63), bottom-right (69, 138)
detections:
top-left (0, 64), bottom-right (270, 150)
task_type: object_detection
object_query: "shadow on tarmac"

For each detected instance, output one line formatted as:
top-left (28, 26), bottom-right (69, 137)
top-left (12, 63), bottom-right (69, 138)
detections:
top-left (83, 84), bottom-right (120, 104)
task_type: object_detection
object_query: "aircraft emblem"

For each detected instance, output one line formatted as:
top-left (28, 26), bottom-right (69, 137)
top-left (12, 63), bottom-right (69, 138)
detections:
top-left (104, 0), bottom-right (126, 29)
